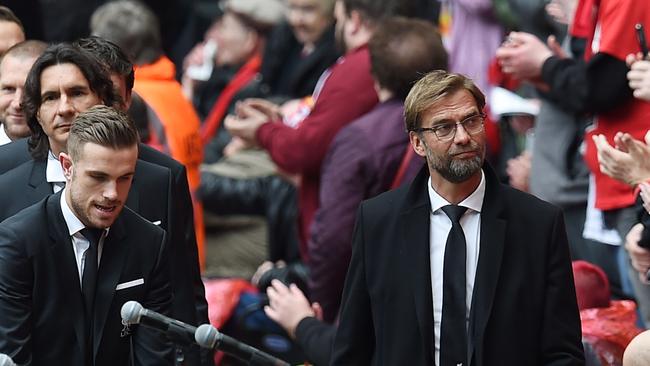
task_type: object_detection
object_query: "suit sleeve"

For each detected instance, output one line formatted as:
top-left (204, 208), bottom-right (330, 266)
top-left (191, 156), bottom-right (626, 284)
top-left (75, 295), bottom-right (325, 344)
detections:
top-left (540, 53), bottom-right (632, 115)
top-left (294, 317), bottom-right (336, 366)
top-left (0, 227), bottom-right (33, 365)
top-left (133, 230), bottom-right (174, 366)
top-left (540, 210), bottom-right (585, 366)
top-left (330, 205), bottom-right (374, 365)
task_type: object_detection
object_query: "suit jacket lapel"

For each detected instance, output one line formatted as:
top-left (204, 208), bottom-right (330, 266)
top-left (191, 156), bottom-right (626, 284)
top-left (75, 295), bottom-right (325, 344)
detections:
top-left (400, 167), bottom-right (435, 365)
top-left (28, 160), bottom-right (52, 200)
top-left (468, 165), bottom-right (507, 366)
top-left (93, 215), bottom-right (129, 358)
top-left (46, 192), bottom-right (86, 355)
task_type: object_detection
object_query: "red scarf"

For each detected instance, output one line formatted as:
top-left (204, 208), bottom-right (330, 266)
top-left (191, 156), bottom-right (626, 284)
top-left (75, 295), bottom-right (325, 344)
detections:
top-left (200, 54), bottom-right (262, 144)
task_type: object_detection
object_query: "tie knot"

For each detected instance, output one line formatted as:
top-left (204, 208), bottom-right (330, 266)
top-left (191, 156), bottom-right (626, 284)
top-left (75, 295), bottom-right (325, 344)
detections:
top-left (81, 227), bottom-right (104, 248)
top-left (441, 205), bottom-right (467, 223)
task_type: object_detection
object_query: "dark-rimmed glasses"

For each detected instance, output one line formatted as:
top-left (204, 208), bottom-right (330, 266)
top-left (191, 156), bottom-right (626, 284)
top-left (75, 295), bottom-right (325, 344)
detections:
top-left (411, 113), bottom-right (486, 141)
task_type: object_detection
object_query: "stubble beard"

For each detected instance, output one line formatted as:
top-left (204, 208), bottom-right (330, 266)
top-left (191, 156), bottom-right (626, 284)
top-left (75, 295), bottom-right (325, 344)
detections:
top-left (425, 141), bottom-right (484, 183)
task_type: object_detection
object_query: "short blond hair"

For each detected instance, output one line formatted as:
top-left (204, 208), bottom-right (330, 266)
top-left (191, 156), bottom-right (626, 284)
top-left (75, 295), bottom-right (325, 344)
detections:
top-left (67, 105), bottom-right (138, 160)
top-left (404, 70), bottom-right (485, 132)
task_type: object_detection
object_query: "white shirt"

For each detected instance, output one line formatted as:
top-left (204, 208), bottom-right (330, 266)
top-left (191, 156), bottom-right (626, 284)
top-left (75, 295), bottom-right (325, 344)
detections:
top-left (46, 150), bottom-right (66, 193)
top-left (59, 189), bottom-right (108, 286)
top-left (428, 171), bottom-right (485, 366)
top-left (0, 124), bottom-right (11, 146)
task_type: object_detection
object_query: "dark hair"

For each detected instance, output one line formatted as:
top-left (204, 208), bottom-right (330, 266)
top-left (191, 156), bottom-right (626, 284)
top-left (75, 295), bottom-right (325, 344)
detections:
top-left (1, 40), bottom-right (47, 63)
top-left (23, 43), bottom-right (119, 161)
top-left (90, 0), bottom-right (163, 65)
top-left (74, 36), bottom-right (135, 94)
top-left (343, 0), bottom-right (418, 25)
top-left (0, 6), bottom-right (24, 32)
top-left (370, 17), bottom-right (447, 100)
top-left (68, 105), bottom-right (138, 160)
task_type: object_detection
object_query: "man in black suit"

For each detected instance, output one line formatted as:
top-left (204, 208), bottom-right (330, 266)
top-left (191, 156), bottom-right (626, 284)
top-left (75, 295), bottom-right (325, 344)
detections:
top-left (331, 71), bottom-right (585, 365)
top-left (0, 105), bottom-right (173, 365)
top-left (0, 41), bottom-right (209, 365)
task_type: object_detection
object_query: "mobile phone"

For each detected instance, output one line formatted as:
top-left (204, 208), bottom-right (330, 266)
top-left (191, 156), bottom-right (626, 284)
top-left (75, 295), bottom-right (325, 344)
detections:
top-left (635, 23), bottom-right (649, 59)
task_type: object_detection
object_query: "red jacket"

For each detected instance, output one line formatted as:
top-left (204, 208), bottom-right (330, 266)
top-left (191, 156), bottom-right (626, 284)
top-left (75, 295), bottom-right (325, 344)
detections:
top-left (256, 46), bottom-right (379, 261)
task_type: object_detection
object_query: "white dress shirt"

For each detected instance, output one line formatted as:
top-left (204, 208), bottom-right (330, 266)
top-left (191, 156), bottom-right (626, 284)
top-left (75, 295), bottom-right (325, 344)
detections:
top-left (60, 189), bottom-right (108, 286)
top-left (0, 125), bottom-right (11, 146)
top-left (47, 151), bottom-right (66, 193)
top-left (428, 170), bottom-right (485, 366)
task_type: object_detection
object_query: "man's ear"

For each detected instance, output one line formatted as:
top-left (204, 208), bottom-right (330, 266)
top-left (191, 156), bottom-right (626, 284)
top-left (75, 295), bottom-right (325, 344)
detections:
top-left (348, 9), bottom-right (363, 35)
top-left (124, 90), bottom-right (133, 110)
top-left (409, 131), bottom-right (427, 158)
top-left (60, 152), bottom-right (73, 182)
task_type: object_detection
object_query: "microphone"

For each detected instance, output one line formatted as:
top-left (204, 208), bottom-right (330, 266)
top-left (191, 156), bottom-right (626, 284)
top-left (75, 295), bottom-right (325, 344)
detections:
top-left (195, 324), bottom-right (289, 366)
top-left (0, 354), bottom-right (15, 366)
top-left (120, 301), bottom-right (196, 345)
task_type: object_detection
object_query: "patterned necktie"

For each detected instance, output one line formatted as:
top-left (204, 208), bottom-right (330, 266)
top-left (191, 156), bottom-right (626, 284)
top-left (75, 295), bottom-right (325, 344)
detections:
top-left (440, 205), bottom-right (468, 366)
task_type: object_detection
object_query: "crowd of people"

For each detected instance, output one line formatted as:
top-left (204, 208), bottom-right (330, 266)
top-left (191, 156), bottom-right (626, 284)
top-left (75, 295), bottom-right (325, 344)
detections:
top-left (2, 0), bottom-right (650, 365)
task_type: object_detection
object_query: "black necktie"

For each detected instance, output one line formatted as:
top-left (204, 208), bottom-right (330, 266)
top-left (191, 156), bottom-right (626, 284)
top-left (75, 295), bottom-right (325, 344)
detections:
top-left (80, 227), bottom-right (103, 364)
top-left (440, 205), bottom-right (468, 366)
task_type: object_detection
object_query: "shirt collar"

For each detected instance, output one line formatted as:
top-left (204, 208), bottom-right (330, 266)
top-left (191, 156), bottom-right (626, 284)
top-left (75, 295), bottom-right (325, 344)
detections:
top-left (60, 187), bottom-right (85, 237)
top-left (46, 150), bottom-right (66, 184)
top-left (427, 170), bottom-right (486, 214)
top-left (0, 124), bottom-right (11, 146)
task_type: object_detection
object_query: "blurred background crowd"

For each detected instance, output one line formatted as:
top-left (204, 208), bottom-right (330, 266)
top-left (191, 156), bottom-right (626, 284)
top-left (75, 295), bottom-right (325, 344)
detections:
top-left (3, 0), bottom-right (650, 364)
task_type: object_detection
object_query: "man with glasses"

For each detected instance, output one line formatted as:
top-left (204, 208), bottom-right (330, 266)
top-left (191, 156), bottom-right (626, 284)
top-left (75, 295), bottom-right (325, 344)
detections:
top-left (331, 70), bottom-right (585, 365)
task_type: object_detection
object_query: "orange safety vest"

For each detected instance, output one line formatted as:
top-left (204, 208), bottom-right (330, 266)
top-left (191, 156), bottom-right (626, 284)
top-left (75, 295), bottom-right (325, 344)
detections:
top-left (134, 56), bottom-right (206, 269)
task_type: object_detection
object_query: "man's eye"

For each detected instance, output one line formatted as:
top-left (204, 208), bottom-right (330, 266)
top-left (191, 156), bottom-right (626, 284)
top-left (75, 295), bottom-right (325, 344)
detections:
top-left (435, 124), bottom-right (454, 135)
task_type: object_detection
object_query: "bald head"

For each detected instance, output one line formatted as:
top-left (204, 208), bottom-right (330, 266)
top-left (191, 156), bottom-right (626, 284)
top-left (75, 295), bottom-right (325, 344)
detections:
top-left (624, 330), bottom-right (650, 366)
top-left (2, 40), bottom-right (47, 61)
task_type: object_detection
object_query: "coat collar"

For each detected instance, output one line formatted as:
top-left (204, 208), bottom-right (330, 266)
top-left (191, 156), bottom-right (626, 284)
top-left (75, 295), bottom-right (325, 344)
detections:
top-left (46, 191), bottom-right (86, 356)
top-left (399, 163), bottom-right (507, 365)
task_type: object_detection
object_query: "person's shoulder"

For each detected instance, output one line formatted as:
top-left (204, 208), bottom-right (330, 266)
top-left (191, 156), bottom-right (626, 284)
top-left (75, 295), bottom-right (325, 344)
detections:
top-left (0, 138), bottom-right (30, 174)
top-left (0, 158), bottom-right (35, 181)
top-left (330, 46), bottom-right (371, 78)
top-left (498, 182), bottom-right (561, 216)
top-left (138, 143), bottom-right (183, 174)
top-left (362, 184), bottom-right (411, 214)
top-left (335, 101), bottom-right (404, 142)
top-left (135, 157), bottom-right (172, 182)
top-left (119, 206), bottom-right (166, 239)
top-left (0, 195), bottom-right (49, 237)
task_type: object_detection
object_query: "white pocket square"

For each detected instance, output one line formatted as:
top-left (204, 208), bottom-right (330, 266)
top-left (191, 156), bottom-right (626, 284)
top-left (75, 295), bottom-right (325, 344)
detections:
top-left (151, 220), bottom-right (162, 226)
top-left (116, 278), bottom-right (144, 290)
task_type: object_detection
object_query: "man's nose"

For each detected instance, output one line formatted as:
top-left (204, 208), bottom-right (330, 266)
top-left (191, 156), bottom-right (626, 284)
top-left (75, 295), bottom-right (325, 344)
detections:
top-left (57, 94), bottom-right (74, 115)
top-left (10, 88), bottom-right (22, 110)
top-left (102, 181), bottom-right (118, 201)
top-left (453, 123), bottom-right (471, 144)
